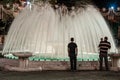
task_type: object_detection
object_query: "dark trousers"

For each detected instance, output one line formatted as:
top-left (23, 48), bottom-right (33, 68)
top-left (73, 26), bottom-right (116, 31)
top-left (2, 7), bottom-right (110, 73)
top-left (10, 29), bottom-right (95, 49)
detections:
top-left (70, 56), bottom-right (77, 70)
top-left (99, 53), bottom-right (109, 70)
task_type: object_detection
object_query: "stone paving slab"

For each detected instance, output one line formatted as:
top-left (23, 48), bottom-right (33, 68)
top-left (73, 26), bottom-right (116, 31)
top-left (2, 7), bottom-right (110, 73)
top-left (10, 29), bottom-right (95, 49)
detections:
top-left (0, 71), bottom-right (120, 80)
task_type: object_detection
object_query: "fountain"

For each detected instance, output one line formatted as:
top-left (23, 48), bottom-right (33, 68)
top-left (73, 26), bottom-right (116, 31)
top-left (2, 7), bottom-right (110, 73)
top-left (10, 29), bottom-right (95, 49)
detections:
top-left (1, 0), bottom-right (118, 71)
top-left (109, 54), bottom-right (120, 71)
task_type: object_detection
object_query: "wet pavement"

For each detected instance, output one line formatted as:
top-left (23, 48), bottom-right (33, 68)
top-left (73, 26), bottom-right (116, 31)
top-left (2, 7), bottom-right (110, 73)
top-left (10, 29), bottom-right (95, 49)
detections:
top-left (0, 71), bottom-right (120, 80)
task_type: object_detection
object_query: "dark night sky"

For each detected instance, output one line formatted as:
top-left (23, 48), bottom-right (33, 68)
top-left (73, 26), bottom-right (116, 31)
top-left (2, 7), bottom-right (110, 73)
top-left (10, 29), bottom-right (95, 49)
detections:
top-left (57, 0), bottom-right (120, 9)
top-left (93, 0), bottom-right (120, 8)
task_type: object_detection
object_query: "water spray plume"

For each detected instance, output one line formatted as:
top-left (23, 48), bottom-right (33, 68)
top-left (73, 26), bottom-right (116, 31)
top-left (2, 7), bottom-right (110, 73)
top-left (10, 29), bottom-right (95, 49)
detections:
top-left (2, 1), bottom-right (117, 60)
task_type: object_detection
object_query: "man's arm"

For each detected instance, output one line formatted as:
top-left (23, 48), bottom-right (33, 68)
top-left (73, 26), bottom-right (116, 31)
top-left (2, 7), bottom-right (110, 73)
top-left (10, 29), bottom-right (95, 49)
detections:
top-left (109, 42), bottom-right (111, 49)
top-left (68, 48), bottom-right (70, 57)
top-left (75, 47), bottom-right (78, 56)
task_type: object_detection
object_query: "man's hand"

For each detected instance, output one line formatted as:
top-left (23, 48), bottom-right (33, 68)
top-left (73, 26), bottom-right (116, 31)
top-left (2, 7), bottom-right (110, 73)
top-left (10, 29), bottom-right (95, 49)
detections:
top-left (75, 53), bottom-right (77, 56)
top-left (68, 53), bottom-right (70, 57)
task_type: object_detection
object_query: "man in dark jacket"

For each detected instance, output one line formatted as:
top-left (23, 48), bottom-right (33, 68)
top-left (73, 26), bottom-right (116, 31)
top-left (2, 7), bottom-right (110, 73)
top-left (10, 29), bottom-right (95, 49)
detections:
top-left (68, 37), bottom-right (78, 71)
top-left (98, 36), bottom-right (111, 71)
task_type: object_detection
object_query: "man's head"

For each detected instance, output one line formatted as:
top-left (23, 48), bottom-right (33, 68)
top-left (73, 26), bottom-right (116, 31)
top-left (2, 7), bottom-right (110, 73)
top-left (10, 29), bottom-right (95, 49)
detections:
top-left (71, 37), bottom-right (74, 42)
top-left (104, 36), bottom-right (108, 41)
top-left (100, 38), bottom-right (103, 41)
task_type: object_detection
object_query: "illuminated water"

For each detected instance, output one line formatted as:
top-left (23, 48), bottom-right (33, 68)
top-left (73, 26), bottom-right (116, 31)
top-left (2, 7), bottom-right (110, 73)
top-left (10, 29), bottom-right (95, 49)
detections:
top-left (2, 3), bottom-right (117, 61)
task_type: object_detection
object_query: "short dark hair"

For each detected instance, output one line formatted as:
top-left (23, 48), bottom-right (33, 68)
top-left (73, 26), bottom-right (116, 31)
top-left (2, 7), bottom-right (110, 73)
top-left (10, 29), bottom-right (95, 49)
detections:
top-left (104, 36), bottom-right (108, 40)
top-left (71, 37), bottom-right (74, 41)
top-left (101, 38), bottom-right (103, 41)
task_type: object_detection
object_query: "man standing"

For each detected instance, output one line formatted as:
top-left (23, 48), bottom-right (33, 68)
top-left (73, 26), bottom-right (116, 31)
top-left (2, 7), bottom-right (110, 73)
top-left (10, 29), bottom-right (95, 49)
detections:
top-left (0, 3), bottom-right (3, 20)
top-left (98, 37), bottom-right (111, 71)
top-left (68, 37), bottom-right (78, 71)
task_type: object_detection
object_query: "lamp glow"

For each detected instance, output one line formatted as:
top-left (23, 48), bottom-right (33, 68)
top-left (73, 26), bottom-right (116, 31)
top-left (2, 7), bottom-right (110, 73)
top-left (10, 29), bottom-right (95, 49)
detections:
top-left (111, 6), bottom-right (114, 10)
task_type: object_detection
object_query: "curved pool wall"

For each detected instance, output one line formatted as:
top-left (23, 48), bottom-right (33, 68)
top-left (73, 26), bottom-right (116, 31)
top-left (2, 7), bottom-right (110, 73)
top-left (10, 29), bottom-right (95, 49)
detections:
top-left (4, 53), bottom-right (99, 61)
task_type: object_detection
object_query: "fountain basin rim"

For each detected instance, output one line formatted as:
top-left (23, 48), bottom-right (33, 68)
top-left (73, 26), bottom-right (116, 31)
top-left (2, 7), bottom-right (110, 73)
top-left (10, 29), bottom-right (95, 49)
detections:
top-left (108, 53), bottom-right (120, 58)
top-left (12, 52), bottom-right (32, 58)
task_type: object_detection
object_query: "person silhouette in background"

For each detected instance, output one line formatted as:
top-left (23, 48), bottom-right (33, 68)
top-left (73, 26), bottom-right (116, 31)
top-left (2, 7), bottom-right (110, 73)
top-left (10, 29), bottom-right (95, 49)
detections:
top-left (68, 37), bottom-right (78, 71)
top-left (98, 37), bottom-right (111, 71)
top-left (100, 38), bottom-right (103, 43)
top-left (98, 37), bottom-right (104, 57)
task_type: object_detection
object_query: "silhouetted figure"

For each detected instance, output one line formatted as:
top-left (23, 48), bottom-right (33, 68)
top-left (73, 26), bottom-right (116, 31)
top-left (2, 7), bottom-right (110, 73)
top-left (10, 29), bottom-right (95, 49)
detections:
top-left (98, 37), bottom-right (111, 71)
top-left (0, 35), bottom-right (4, 51)
top-left (68, 37), bottom-right (78, 71)
top-left (98, 37), bottom-right (103, 54)
top-left (100, 37), bottom-right (103, 42)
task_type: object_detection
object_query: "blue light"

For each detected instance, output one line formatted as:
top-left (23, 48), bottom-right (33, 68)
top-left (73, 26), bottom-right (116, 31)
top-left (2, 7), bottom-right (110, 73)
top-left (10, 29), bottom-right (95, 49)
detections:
top-left (111, 6), bottom-right (114, 9)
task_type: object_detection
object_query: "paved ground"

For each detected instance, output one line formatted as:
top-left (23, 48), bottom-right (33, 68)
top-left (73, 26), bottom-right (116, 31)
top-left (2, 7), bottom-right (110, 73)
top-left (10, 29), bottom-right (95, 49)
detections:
top-left (0, 71), bottom-right (120, 80)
